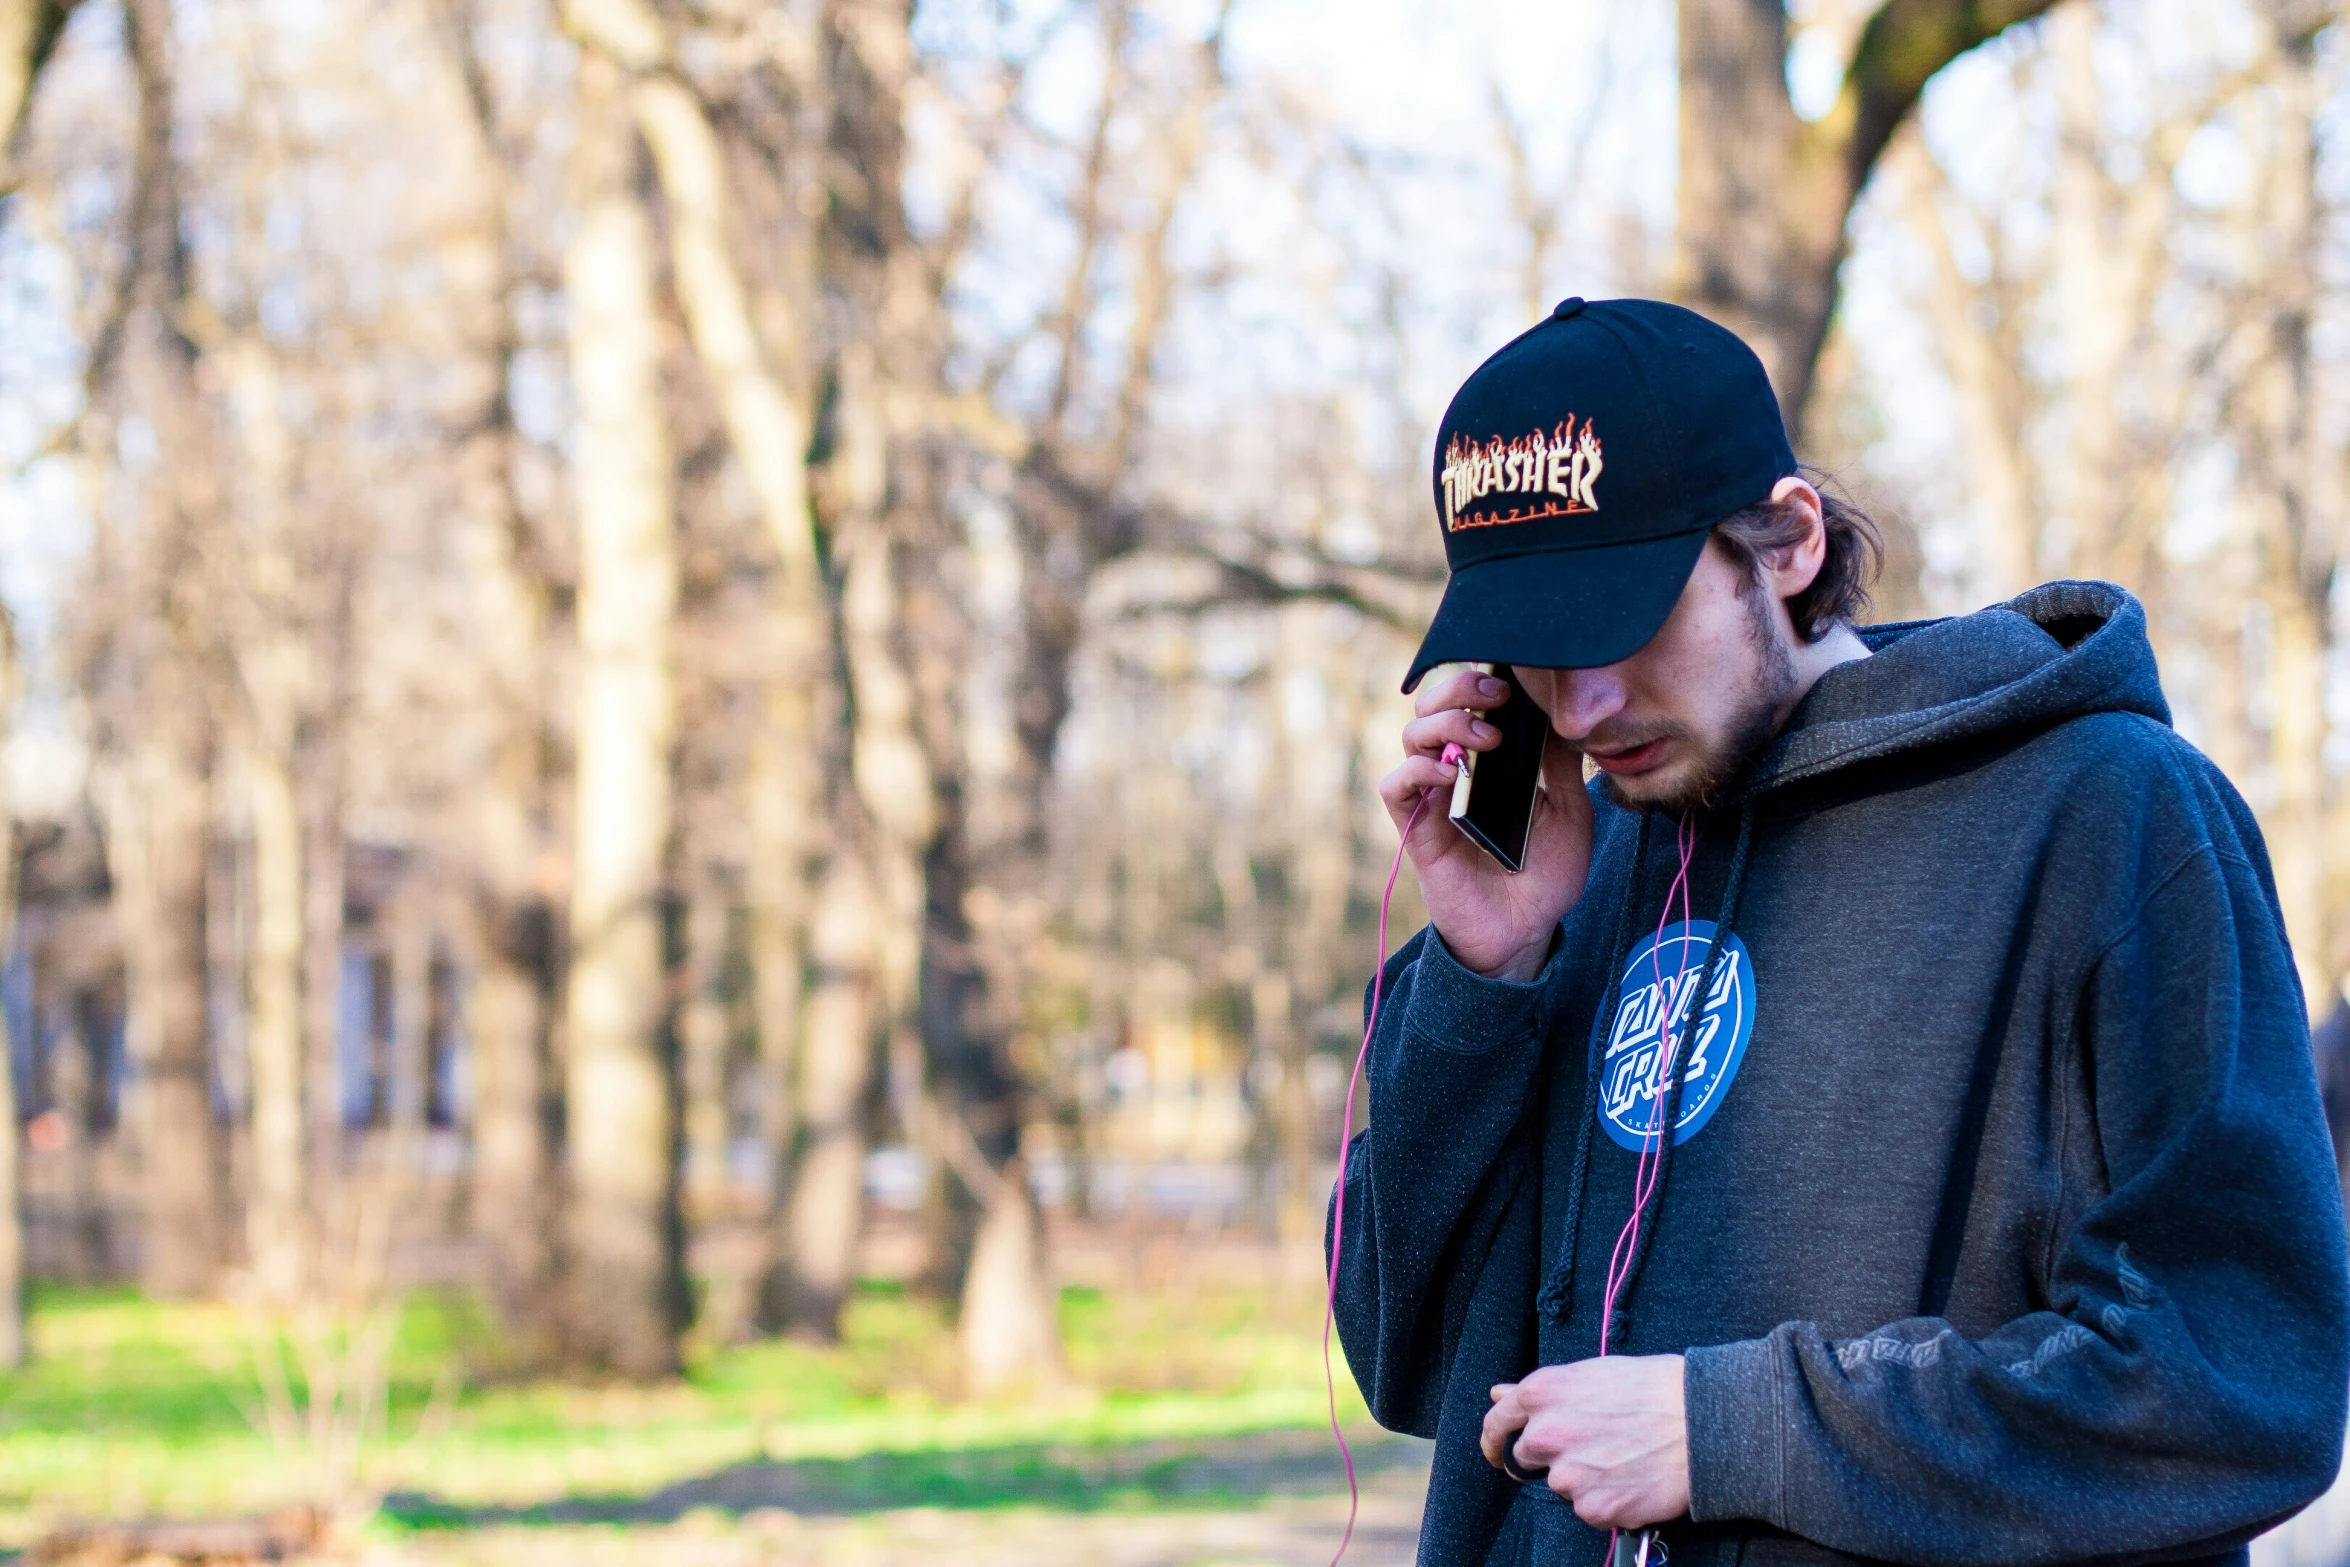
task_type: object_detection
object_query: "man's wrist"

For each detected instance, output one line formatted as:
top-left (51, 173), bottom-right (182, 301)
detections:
top-left (1479, 940), bottom-right (1551, 985)
top-left (1440, 928), bottom-right (1559, 986)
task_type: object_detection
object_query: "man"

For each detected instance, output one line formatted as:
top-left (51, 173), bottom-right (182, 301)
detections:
top-left (1334, 296), bottom-right (2350, 1567)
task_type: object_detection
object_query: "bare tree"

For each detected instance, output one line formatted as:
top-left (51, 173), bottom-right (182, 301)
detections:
top-left (558, 47), bottom-right (684, 1377)
top-left (216, 335), bottom-right (309, 1303)
top-left (560, 0), bottom-right (848, 1346)
top-left (941, 0), bottom-right (1238, 1386)
top-left (91, 0), bottom-right (226, 1299)
top-left (2218, 0), bottom-right (2336, 1003)
top-left (432, 0), bottom-right (564, 1359)
top-left (0, 0), bottom-right (76, 188)
top-left (0, 607), bottom-right (24, 1365)
top-left (1675, 0), bottom-right (2062, 426)
top-left (1882, 0), bottom-right (2338, 1003)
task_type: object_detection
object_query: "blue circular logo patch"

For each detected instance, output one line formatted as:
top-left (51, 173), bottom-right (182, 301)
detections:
top-left (1597, 921), bottom-right (1755, 1151)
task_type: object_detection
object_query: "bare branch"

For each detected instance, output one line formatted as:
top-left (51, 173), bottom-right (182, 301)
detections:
top-left (0, 0), bottom-right (81, 194)
top-left (1103, 541), bottom-right (1440, 634)
top-left (1836, 0), bottom-right (2066, 202)
top-left (1036, 0), bottom-right (1128, 448)
top-left (1102, 0), bottom-right (1232, 478)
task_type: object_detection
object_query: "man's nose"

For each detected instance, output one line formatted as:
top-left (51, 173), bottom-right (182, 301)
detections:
top-left (1550, 667), bottom-right (1627, 739)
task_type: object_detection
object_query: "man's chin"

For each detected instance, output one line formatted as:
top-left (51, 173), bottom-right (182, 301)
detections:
top-left (1598, 763), bottom-right (1713, 816)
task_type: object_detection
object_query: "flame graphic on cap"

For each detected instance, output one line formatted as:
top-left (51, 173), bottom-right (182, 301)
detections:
top-left (1441, 417), bottom-right (1602, 531)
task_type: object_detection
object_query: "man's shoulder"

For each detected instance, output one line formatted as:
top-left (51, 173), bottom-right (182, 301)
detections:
top-left (2023, 708), bottom-right (2240, 810)
top-left (2020, 708), bottom-right (2269, 885)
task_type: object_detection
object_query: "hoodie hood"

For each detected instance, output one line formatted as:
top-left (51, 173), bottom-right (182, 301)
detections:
top-left (1533, 581), bottom-right (2175, 1337)
top-left (1738, 579), bottom-right (2171, 799)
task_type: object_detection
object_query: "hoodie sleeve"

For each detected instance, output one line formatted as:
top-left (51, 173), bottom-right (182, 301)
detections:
top-left (1328, 923), bottom-right (1565, 1437)
top-left (1684, 840), bottom-right (2350, 1567)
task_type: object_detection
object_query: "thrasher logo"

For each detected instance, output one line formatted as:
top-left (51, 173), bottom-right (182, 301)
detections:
top-left (1441, 417), bottom-right (1603, 532)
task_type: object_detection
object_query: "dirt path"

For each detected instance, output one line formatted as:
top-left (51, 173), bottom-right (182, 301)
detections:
top-left (361, 1479), bottom-right (1426, 1567)
top-left (352, 1429), bottom-right (1432, 1567)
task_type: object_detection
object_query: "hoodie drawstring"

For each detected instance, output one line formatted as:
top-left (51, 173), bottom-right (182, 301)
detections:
top-left (1535, 811), bottom-right (1652, 1322)
top-left (1605, 801), bottom-right (1754, 1345)
top-left (1539, 801), bottom-right (1757, 1335)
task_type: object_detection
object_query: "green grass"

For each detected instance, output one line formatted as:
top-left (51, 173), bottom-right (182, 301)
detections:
top-left (0, 1278), bottom-right (1377, 1543)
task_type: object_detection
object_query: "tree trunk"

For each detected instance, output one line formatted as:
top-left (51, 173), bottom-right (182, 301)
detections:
top-left (220, 334), bottom-right (309, 1304)
top-left (828, 513), bottom-right (935, 1339)
top-left (55, 992), bottom-right (102, 1281)
top-left (299, 763), bottom-right (344, 1182)
top-left (388, 888), bottom-right (430, 1134)
top-left (771, 844), bottom-right (877, 1338)
top-left (1672, 0), bottom-right (2060, 430)
top-left (560, 49), bottom-right (682, 1378)
top-left (0, 0), bottom-right (77, 186)
top-left (117, 694), bottom-right (221, 1297)
top-left (1211, 829), bottom-right (1279, 1237)
top-left (2046, 4), bottom-right (2129, 581)
top-left (809, 0), bottom-right (1063, 1381)
top-left (2268, 593), bottom-right (2327, 1006)
top-left (679, 884), bottom-right (730, 1227)
top-left (2238, 5), bottom-right (2332, 1008)
top-left (812, 0), bottom-right (1226, 1351)
top-left (464, 891), bottom-right (553, 1351)
top-left (114, 0), bottom-right (222, 1301)
top-left (959, 1159), bottom-right (1057, 1394)
top-left (923, 816), bottom-right (1058, 1390)
top-left (1891, 134), bottom-right (2038, 599)
top-left (2277, 11), bottom-right (2340, 1007)
top-left (563, 0), bottom-right (831, 785)
top-left (438, 0), bottom-right (561, 1357)
top-left (564, 0), bottom-right (837, 1347)
top-left (1673, 0), bottom-right (1822, 421)
top-left (745, 696), bottom-right (809, 1332)
top-left (243, 742), bottom-right (305, 1299)
top-left (0, 613), bottom-right (24, 1364)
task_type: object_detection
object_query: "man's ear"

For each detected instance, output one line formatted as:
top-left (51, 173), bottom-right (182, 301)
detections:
top-left (1765, 477), bottom-right (1827, 598)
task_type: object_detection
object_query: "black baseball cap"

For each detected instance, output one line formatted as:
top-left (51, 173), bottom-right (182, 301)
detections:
top-left (1401, 297), bottom-right (1797, 692)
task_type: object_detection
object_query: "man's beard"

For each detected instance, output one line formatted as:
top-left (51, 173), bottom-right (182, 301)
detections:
top-left (1598, 584), bottom-right (1798, 816)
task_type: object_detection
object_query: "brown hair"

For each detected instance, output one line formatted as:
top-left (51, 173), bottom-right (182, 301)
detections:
top-left (1709, 466), bottom-right (1884, 641)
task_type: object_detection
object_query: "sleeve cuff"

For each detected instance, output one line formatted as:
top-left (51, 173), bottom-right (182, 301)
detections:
top-left (1399, 926), bottom-right (1565, 1056)
top-left (1685, 1335), bottom-right (1786, 1528)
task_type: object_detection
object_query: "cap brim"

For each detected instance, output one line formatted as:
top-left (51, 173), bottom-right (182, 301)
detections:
top-left (1402, 528), bottom-right (1709, 692)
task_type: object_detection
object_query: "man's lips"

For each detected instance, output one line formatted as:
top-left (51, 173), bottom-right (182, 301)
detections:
top-left (1585, 737), bottom-right (1668, 775)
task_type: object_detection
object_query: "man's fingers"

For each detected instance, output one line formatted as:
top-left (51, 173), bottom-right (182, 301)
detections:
top-left (1479, 1388), bottom-right (1528, 1471)
top-left (1480, 1419), bottom-right (1526, 1471)
top-left (1402, 707), bottom-right (1500, 760)
top-left (1497, 1356), bottom-right (1688, 1530)
top-left (1413, 666), bottom-right (1510, 719)
top-left (1379, 756), bottom-right (1460, 825)
top-left (1513, 1408), bottom-right (1567, 1470)
top-left (1518, 1361), bottom-right (1577, 1399)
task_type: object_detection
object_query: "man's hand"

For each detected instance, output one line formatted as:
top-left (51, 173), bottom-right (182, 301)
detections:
top-left (1379, 666), bottom-right (1592, 982)
top-left (1481, 1355), bottom-right (1689, 1531)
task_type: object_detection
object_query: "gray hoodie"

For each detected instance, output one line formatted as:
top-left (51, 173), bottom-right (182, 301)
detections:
top-left (1331, 582), bottom-right (2350, 1567)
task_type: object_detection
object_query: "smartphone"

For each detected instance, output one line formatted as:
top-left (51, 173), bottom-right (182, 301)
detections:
top-left (1447, 663), bottom-right (1548, 873)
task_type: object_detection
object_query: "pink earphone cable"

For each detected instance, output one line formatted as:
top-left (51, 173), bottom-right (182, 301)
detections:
top-left (1596, 811), bottom-right (1696, 1567)
top-left (1321, 742), bottom-right (1463, 1567)
top-left (1324, 762), bottom-right (1697, 1566)
top-left (1599, 811), bottom-right (1697, 1354)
